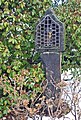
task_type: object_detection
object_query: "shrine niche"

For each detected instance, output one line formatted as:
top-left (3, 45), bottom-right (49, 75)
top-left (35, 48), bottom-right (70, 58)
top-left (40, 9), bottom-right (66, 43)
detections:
top-left (35, 9), bottom-right (64, 52)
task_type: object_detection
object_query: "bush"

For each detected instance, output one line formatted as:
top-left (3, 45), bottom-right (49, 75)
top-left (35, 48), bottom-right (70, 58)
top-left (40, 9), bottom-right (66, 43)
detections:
top-left (0, 0), bottom-right (52, 118)
top-left (0, 0), bottom-right (51, 75)
top-left (0, 63), bottom-right (45, 118)
top-left (54, 0), bottom-right (81, 70)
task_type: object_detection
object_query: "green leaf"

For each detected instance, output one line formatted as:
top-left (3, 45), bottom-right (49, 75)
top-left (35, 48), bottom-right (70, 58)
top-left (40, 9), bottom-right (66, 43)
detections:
top-left (7, 69), bottom-right (11, 73)
top-left (15, 44), bottom-right (20, 49)
top-left (3, 109), bottom-right (8, 115)
top-left (9, 38), bottom-right (17, 44)
top-left (0, 58), bottom-right (2, 64)
top-left (0, 113), bottom-right (3, 118)
top-left (2, 64), bottom-right (6, 70)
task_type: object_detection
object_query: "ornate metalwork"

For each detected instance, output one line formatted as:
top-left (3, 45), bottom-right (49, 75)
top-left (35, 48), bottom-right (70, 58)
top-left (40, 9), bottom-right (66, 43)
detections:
top-left (35, 9), bottom-right (64, 52)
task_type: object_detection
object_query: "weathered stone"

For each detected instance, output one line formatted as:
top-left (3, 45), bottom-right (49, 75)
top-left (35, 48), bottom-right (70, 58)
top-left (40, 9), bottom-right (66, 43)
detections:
top-left (35, 8), bottom-right (64, 98)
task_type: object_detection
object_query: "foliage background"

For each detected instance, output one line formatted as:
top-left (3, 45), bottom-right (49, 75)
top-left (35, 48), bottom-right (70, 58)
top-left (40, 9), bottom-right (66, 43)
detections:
top-left (0, 0), bottom-right (81, 118)
top-left (54, 0), bottom-right (81, 70)
top-left (0, 0), bottom-right (51, 118)
top-left (0, 0), bottom-right (51, 77)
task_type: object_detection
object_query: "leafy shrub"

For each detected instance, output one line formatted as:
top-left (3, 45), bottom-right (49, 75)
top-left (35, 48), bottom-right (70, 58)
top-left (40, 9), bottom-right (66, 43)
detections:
top-left (0, 0), bottom-right (51, 118)
top-left (0, 0), bottom-right (51, 76)
top-left (0, 63), bottom-right (45, 118)
top-left (0, 97), bottom-right (11, 118)
top-left (54, 0), bottom-right (81, 70)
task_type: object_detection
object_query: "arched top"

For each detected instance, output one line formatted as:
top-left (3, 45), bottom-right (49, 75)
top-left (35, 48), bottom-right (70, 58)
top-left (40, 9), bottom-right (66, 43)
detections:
top-left (36, 14), bottom-right (59, 29)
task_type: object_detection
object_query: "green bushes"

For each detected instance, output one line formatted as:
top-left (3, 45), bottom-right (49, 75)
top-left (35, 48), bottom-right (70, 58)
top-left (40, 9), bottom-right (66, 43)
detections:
top-left (0, 0), bottom-right (51, 76)
top-left (0, 63), bottom-right (45, 118)
top-left (0, 97), bottom-right (11, 118)
top-left (54, 0), bottom-right (81, 69)
top-left (0, 0), bottom-right (51, 117)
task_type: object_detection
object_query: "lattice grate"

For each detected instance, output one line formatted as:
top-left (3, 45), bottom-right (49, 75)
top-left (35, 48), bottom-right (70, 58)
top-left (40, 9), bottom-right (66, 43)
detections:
top-left (36, 15), bottom-right (60, 49)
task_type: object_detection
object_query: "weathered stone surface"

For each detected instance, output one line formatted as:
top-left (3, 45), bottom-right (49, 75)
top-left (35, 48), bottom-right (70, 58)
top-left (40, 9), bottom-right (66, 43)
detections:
top-left (41, 52), bottom-right (61, 98)
top-left (35, 8), bottom-right (64, 98)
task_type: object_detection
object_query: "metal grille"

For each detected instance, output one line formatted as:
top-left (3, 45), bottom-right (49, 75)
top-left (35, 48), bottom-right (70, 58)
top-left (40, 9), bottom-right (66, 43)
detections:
top-left (36, 15), bottom-right (60, 49)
